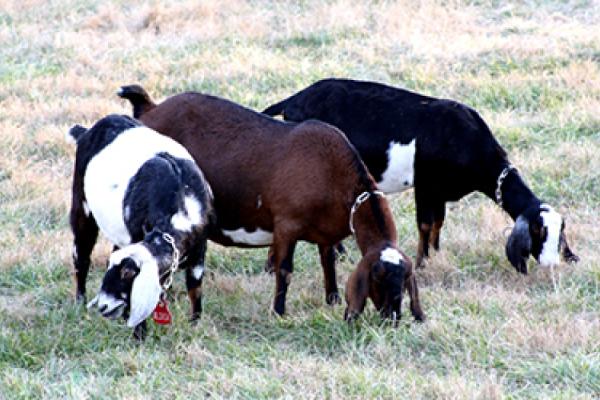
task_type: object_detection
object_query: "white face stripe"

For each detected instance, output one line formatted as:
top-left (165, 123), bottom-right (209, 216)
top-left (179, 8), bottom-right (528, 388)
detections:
top-left (108, 243), bottom-right (154, 270)
top-left (221, 228), bottom-right (273, 245)
top-left (377, 139), bottom-right (416, 194)
top-left (539, 205), bottom-right (562, 267)
top-left (380, 247), bottom-right (402, 264)
top-left (171, 195), bottom-right (203, 232)
top-left (192, 264), bottom-right (204, 280)
top-left (83, 126), bottom-right (195, 247)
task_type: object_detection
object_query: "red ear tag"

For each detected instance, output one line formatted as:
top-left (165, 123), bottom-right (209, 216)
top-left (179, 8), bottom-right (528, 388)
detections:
top-left (152, 299), bottom-right (172, 325)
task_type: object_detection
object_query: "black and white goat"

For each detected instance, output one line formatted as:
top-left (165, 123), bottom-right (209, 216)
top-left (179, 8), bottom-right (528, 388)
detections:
top-left (263, 78), bottom-right (579, 273)
top-left (68, 115), bottom-right (214, 338)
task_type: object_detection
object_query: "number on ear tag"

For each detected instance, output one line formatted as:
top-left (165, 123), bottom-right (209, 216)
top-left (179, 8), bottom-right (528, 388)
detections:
top-left (152, 299), bottom-right (172, 325)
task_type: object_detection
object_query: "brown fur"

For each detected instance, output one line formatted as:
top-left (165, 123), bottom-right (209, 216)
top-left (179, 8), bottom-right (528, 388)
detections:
top-left (120, 86), bottom-right (424, 322)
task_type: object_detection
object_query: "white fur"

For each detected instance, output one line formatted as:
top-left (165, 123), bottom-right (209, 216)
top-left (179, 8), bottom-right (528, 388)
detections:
top-left (84, 127), bottom-right (194, 248)
top-left (95, 292), bottom-right (125, 317)
top-left (72, 245), bottom-right (78, 262)
top-left (83, 201), bottom-right (91, 217)
top-left (127, 258), bottom-right (162, 328)
top-left (171, 195), bottom-right (203, 232)
top-left (377, 139), bottom-right (416, 193)
top-left (192, 264), bottom-right (204, 280)
top-left (65, 130), bottom-right (77, 145)
top-left (380, 247), bottom-right (402, 264)
top-left (108, 243), bottom-right (154, 270)
top-left (124, 206), bottom-right (131, 221)
top-left (222, 228), bottom-right (274, 245)
top-left (539, 204), bottom-right (562, 267)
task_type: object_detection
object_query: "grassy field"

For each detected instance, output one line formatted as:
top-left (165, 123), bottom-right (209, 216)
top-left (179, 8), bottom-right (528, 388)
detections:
top-left (1, 0), bottom-right (599, 398)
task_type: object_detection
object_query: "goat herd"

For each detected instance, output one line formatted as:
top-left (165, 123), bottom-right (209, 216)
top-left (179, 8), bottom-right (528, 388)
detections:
top-left (68, 78), bottom-right (579, 340)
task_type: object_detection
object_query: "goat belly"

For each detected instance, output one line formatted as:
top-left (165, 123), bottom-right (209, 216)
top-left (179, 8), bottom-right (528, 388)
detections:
top-left (217, 227), bottom-right (274, 246)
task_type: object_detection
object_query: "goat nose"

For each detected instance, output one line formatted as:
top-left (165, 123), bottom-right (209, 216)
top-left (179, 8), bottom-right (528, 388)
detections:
top-left (98, 304), bottom-right (107, 313)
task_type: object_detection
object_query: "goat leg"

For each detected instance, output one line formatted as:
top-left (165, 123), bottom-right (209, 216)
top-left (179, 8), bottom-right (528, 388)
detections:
top-left (406, 274), bottom-right (425, 322)
top-left (70, 203), bottom-right (99, 304)
top-left (272, 239), bottom-right (297, 316)
top-left (318, 244), bottom-right (340, 305)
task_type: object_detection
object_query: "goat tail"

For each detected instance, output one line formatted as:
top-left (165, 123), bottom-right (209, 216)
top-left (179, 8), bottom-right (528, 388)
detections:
top-left (65, 124), bottom-right (87, 145)
top-left (117, 84), bottom-right (156, 118)
top-left (262, 97), bottom-right (290, 117)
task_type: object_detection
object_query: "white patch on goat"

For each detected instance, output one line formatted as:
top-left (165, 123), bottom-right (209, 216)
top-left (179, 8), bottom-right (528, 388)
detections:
top-left (222, 228), bottom-right (274, 245)
top-left (95, 292), bottom-right (125, 317)
top-left (127, 258), bottom-right (162, 328)
top-left (539, 204), bottom-right (562, 268)
top-left (123, 206), bottom-right (131, 222)
top-left (108, 243), bottom-right (154, 270)
top-left (380, 247), bottom-right (402, 264)
top-left (84, 127), bottom-right (194, 248)
top-left (377, 139), bottom-right (416, 194)
top-left (72, 245), bottom-right (78, 262)
top-left (82, 201), bottom-right (91, 217)
top-left (171, 195), bottom-right (202, 232)
top-left (192, 264), bottom-right (204, 280)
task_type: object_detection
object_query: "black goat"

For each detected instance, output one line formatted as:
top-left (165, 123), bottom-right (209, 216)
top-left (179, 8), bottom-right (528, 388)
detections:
top-left (263, 78), bottom-right (579, 273)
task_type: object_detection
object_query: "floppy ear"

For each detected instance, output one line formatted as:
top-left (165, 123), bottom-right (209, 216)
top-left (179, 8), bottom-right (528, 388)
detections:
top-left (371, 261), bottom-right (386, 282)
top-left (344, 266), bottom-right (369, 322)
top-left (127, 261), bottom-right (162, 328)
top-left (506, 215), bottom-right (532, 274)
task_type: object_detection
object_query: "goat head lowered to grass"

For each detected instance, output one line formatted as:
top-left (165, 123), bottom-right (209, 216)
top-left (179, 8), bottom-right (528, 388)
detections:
top-left (68, 114), bottom-right (214, 339)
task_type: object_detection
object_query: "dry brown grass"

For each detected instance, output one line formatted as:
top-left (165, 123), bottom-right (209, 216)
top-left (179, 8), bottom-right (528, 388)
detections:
top-left (0, 0), bottom-right (598, 399)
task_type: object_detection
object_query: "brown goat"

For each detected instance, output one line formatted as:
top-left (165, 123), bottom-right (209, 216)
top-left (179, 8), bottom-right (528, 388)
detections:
top-left (117, 85), bottom-right (424, 322)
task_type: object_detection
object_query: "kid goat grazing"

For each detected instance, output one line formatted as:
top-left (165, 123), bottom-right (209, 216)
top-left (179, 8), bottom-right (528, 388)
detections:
top-left (69, 115), bottom-right (214, 337)
top-left (118, 85), bottom-right (424, 323)
top-left (263, 78), bottom-right (579, 273)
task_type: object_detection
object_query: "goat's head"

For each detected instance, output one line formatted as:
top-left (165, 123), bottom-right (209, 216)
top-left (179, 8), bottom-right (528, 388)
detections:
top-left (506, 203), bottom-right (574, 273)
top-left (344, 246), bottom-right (409, 325)
top-left (88, 243), bottom-right (162, 328)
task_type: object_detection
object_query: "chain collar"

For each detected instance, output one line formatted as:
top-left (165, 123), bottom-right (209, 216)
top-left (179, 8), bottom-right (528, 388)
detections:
top-left (159, 233), bottom-right (180, 292)
top-left (495, 165), bottom-right (516, 208)
top-left (349, 191), bottom-right (385, 235)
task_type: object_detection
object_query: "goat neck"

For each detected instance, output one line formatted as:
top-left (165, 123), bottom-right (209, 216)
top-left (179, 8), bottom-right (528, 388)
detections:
top-left (351, 193), bottom-right (398, 255)
top-left (485, 164), bottom-right (540, 221)
top-left (142, 229), bottom-right (183, 275)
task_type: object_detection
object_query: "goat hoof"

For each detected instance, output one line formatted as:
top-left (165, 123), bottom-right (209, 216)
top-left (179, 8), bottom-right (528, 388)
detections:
top-left (133, 321), bottom-right (148, 341)
top-left (344, 308), bottom-right (359, 323)
top-left (75, 292), bottom-right (86, 305)
top-left (326, 292), bottom-right (341, 305)
top-left (189, 313), bottom-right (202, 323)
top-left (413, 312), bottom-right (426, 323)
top-left (565, 253), bottom-right (580, 263)
top-left (271, 306), bottom-right (285, 317)
top-left (264, 260), bottom-right (275, 274)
